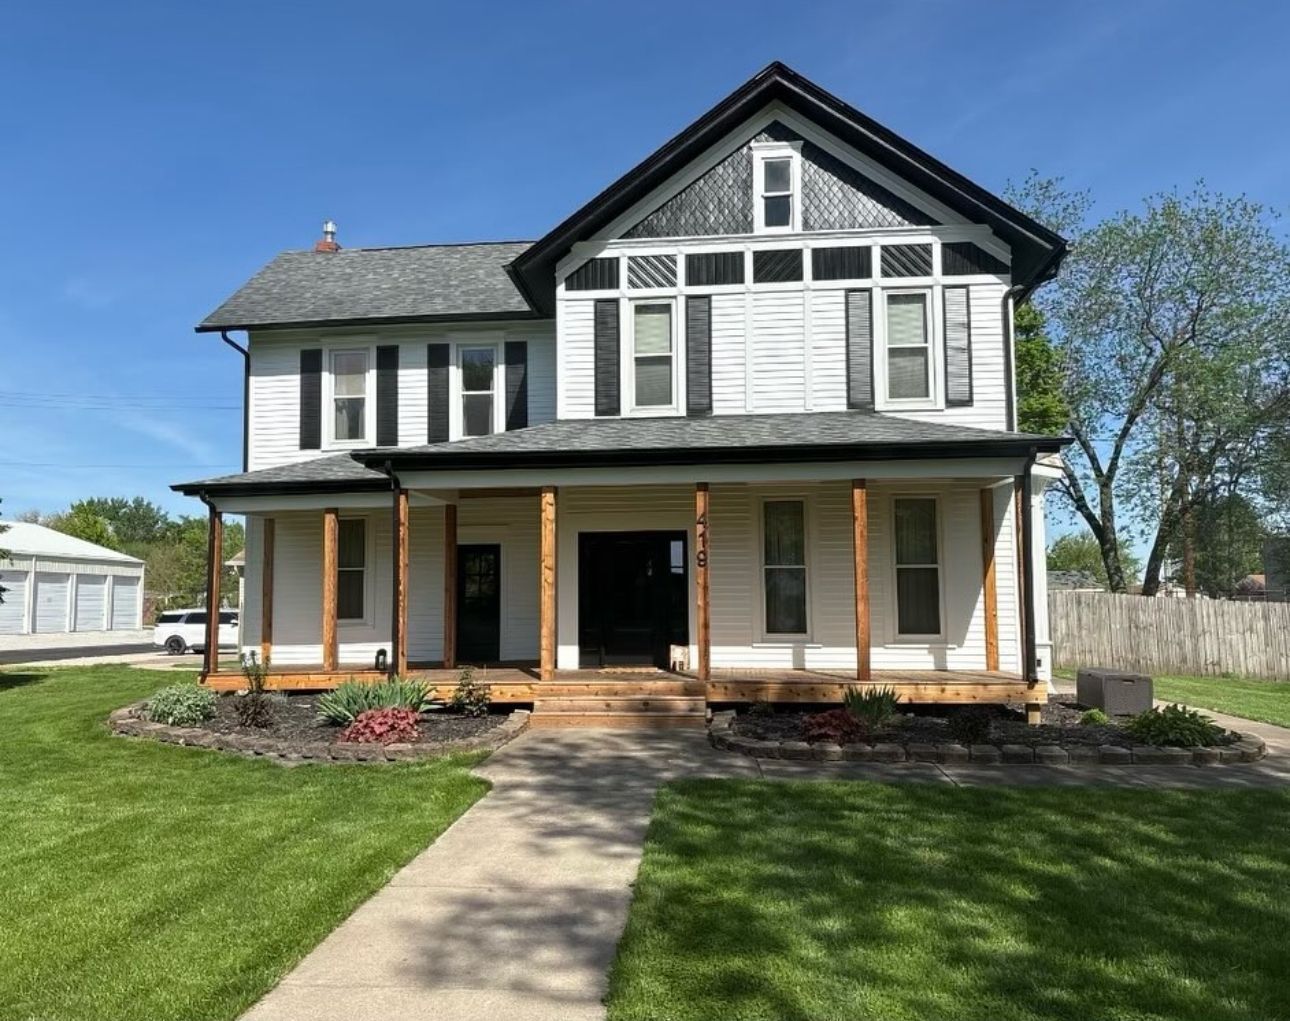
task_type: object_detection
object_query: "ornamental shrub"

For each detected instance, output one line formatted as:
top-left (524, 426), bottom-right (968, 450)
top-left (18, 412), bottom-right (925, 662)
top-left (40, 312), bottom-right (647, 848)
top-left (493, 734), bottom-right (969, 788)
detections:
top-left (842, 685), bottom-right (901, 733)
top-left (802, 707), bottom-right (866, 744)
top-left (146, 684), bottom-right (217, 726)
top-left (234, 651), bottom-right (274, 728)
top-left (451, 667), bottom-right (491, 717)
top-left (339, 707), bottom-right (420, 744)
top-left (317, 677), bottom-right (437, 726)
top-left (1124, 704), bottom-right (1224, 747)
top-left (1079, 707), bottom-right (1110, 726)
top-left (948, 706), bottom-right (994, 745)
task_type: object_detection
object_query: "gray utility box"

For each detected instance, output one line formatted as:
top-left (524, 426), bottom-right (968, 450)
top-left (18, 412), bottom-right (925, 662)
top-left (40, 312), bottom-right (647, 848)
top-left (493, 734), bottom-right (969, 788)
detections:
top-left (1076, 668), bottom-right (1153, 716)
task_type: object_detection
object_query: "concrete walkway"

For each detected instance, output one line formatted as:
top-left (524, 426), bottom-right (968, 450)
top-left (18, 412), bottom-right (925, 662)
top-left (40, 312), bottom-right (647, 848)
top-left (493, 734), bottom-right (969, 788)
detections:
top-left (242, 709), bottom-right (1290, 1021)
top-left (241, 729), bottom-right (758, 1021)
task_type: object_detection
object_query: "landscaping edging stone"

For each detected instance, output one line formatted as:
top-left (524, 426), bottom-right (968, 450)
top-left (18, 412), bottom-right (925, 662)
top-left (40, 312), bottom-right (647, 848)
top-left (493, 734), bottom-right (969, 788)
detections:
top-left (108, 701), bottom-right (529, 764)
top-left (707, 710), bottom-right (1266, 766)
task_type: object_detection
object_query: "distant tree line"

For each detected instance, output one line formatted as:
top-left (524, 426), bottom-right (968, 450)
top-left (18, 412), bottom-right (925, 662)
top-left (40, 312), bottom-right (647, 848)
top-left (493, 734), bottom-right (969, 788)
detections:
top-left (19, 497), bottom-right (244, 613)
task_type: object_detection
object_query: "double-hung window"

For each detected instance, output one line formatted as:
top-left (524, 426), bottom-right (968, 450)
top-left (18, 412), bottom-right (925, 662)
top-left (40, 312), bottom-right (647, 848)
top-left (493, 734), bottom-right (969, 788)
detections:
top-left (884, 291), bottom-right (933, 401)
top-left (459, 346), bottom-right (496, 437)
top-left (893, 498), bottom-right (941, 636)
top-left (337, 518), bottom-right (366, 621)
top-left (331, 350), bottom-right (368, 442)
top-left (631, 302), bottom-right (674, 409)
top-left (753, 142), bottom-right (800, 233)
top-left (762, 500), bottom-right (808, 636)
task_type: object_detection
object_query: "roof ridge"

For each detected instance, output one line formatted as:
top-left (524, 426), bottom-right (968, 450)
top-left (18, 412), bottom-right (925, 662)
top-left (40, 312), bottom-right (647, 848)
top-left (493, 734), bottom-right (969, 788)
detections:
top-left (281, 239), bottom-right (534, 254)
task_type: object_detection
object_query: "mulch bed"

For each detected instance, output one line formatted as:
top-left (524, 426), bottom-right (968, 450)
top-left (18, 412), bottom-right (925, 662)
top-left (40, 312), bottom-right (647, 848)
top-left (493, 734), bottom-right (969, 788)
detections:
top-left (733, 700), bottom-right (1237, 749)
top-left (202, 693), bottom-right (505, 746)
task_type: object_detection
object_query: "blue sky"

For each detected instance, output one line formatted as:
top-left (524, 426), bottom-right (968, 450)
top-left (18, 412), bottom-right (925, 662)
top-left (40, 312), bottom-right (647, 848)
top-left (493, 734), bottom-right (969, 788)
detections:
top-left (2, 0), bottom-right (1287, 521)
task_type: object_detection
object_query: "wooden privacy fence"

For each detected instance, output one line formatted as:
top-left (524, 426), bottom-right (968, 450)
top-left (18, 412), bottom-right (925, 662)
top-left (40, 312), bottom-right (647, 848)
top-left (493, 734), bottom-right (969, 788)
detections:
top-left (1050, 591), bottom-right (1290, 680)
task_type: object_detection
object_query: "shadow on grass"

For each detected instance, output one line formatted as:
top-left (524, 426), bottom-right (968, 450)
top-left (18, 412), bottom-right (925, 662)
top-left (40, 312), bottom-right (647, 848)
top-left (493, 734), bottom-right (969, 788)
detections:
top-left (0, 671), bottom-right (49, 692)
top-left (605, 780), bottom-right (1290, 1021)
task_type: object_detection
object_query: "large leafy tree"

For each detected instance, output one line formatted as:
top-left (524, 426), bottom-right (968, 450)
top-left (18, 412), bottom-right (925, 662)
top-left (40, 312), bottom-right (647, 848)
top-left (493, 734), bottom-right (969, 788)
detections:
top-left (1014, 302), bottom-right (1068, 435)
top-left (50, 505), bottom-right (115, 549)
top-left (69, 497), bottom-right (174, 549)
top-left (1010, 176), bottom-right (1290, 593)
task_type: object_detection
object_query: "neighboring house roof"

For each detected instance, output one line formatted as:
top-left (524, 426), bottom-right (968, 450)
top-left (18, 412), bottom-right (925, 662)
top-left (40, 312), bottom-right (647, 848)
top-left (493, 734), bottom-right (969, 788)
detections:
top-left (0, 521), bottom-right (142, 564)
top-left (509, 61), bottom-right (1068, 314)
top-left (197, 241), bottom-right (537, 333)
top-left (173, 413), bottom-right (1063, 495)
top-left (1048, 570), bottom-right (1105, 592)
top-left (225, 549), bottom-right (246, 568)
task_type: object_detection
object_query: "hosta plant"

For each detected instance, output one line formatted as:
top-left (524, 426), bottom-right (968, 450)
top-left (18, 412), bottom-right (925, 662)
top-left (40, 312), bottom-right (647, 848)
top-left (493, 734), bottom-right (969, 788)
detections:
top-left (1079, 707), bottom-right (1110, 726)
top-left (339, 708), bottom-right (420, 745)
top-left (146, 684), bottom-right (217, 726)
top-left (1125, 704), bottom-right (1224, 747)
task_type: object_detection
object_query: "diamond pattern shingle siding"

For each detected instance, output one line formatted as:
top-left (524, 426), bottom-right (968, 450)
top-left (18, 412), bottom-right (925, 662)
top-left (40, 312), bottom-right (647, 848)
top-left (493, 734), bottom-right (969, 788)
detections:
top-left (624, 121), bottom-right (935, 239)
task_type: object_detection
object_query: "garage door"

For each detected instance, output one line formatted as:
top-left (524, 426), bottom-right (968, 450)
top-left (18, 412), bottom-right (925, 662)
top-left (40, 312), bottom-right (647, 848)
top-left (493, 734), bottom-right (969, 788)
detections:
top-left (110, 577), bottom-right (140, 630)
top-left (74, 575), bottom-right (108, 631)
top-left (0, 571), bottom-right (28, 634)
top-left (34, 573), bottom-right (70, 633)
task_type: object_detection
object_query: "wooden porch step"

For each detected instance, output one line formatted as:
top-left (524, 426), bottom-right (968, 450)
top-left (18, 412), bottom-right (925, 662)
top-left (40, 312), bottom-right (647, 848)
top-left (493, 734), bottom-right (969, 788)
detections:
top-left (530, 694), bottom-right (708, 729)
top-left (525, 680), bottom-right (702, 698)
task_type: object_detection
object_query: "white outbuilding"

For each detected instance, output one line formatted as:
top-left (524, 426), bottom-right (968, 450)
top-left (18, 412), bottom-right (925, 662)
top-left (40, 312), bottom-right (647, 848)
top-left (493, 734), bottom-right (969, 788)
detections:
top-left (0, 522), bottom-right (145, 636)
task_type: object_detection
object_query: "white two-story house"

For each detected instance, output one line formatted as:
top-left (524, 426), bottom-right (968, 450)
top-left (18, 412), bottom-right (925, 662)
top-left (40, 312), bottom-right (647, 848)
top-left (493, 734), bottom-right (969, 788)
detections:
top-left (175, 63), bottom-right (1068, 725)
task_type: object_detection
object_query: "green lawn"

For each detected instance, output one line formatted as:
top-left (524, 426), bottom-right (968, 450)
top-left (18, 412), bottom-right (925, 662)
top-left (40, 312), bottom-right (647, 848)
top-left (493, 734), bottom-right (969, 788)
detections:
top-left (0, 666), bottom-right (488, 1021)
top-left (608, 780), bottom-right (1290, 1021)
top-left (1152, 675), bottom-right (1290, 729)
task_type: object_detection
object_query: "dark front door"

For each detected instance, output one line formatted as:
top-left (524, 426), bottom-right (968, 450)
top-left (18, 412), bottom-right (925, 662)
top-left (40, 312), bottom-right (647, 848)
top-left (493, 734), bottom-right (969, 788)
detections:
top-left (578, 531), bottom-right (688, 668)
top-left (456, 544), bottom-right (501, 663)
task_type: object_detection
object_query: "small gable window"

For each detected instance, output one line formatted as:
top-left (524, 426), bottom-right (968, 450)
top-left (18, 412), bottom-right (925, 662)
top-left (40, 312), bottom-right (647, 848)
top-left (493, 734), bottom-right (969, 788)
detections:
top-left (752, 142), bottom-right (801, 233)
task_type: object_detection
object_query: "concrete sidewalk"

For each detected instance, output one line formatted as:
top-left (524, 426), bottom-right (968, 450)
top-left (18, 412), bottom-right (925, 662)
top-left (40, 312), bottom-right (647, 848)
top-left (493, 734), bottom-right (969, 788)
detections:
top-left (242, 710), bottom-right (1290, 1021)
top-left (241, 729), bottom-right (758, 1021)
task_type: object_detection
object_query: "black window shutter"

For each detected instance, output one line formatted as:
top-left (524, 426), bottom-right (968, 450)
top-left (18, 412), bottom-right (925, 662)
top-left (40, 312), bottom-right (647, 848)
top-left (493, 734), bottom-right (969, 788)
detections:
top-left (685, 296), bottom-right (712, 416)
top-left (376, 345), bottom-right (399, 446)
top-left (504, 340), bottom-right (528, 430)
top-left (593, 299), bottom-right (620, 417)
top-left (944, 286), bottom-right (973, 406)
top-left (845, 290), bottom-right (874, 410)
top-left (299, 348), bottom-right (322, 449)
top-left (426, 343), bottom-right (450, 442)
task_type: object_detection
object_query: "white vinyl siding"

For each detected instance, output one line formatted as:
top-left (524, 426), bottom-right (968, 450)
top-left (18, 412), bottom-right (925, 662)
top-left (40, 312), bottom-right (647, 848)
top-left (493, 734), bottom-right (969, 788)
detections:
top-left (557, 299), bottom-right (597, 419)
top-left (749, 291), bottom-right (805, 411)
top-left (110, 577), bottom-right (140, 630)
top-left (34, 573), bottom-right (70, 633)
top-left (247, 322), bottom-right (556, 470)
top-left (710, 293), bottom-right (747, 414)
top-left (74, 575), bottom-right (108, 631)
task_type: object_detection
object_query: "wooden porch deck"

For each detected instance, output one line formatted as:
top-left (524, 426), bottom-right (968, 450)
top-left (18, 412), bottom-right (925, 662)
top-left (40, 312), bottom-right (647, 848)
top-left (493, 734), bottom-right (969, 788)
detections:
top-left (203, 665), bottom-right (1043, 705)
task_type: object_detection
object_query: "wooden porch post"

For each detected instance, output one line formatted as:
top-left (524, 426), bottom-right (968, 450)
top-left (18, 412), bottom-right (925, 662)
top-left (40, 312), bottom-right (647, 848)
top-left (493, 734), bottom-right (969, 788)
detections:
top-left (203, 504), bottom-right (223, 677)
top-left (695, 482), bottom-right (711, 682)
top-left (852, 479), bottom-right (871, 681)
top-left (442, 503), bottom-right (457, 669)
top-left (979, 489), bottom-right (1000, 672)
top-left (392, 489), bottom-right (409, 676)
top-left (321, 508), bottom-right (338, 672)
top-left (260, 517), bottom-right (274, 665)
top-left (1017, 465), bottom-right (1041, 725)
top-left (539, 486), bottom-right (557, 682)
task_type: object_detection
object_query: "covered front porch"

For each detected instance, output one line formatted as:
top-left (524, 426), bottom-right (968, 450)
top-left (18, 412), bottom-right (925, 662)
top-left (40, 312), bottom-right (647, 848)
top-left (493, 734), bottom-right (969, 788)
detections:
top-left (193, 448), bottom-right (1054, 721)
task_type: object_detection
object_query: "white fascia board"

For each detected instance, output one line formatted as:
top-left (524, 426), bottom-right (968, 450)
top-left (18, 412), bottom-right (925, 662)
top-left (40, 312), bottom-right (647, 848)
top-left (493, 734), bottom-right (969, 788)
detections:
top-left (213, 490), bottom-right (455, 514)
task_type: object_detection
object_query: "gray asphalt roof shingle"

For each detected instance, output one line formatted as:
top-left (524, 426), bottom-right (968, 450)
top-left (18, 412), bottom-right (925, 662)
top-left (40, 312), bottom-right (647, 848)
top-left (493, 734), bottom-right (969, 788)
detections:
top-left (174, 413), bottom-right (1063, 495)
top-left (369, 412), bottom-right (1054, 458)
top-left (197, 241), bottom-right (536, 331)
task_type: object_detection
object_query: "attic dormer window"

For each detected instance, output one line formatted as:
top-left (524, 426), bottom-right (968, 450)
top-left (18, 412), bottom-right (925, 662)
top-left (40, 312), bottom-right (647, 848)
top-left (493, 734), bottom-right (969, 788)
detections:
top-left (752, 141), bottom-right (802, 233)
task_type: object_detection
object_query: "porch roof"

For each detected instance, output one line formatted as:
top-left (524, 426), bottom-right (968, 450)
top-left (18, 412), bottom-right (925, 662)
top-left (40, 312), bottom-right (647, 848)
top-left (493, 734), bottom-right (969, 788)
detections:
top-left (173, 412), bottom-right (1065, 497)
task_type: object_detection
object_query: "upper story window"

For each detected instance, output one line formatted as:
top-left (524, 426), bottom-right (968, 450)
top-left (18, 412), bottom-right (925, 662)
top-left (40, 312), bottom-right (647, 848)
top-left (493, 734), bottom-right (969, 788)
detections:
top-left (330, 349), bottom-right (369, 443)
top-left (752, 142), bottom-right (801, 234)
top-left (459, 346), bottom-right (497, 437)
top-left (631, 301), bottom-right (675, 410)
top-left (883, 291), bottom-right (933, 402)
